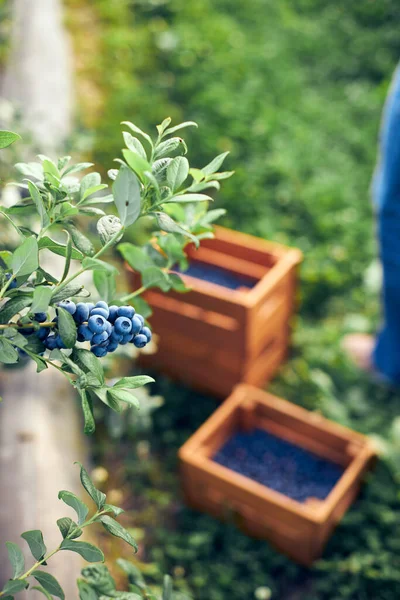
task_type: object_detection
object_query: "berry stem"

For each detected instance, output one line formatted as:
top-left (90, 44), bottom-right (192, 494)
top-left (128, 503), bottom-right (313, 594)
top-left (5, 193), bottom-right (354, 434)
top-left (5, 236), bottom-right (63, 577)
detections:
top-left (0, 321), bottom-right (57, 330)
top-left (120, 285), bottom-right (147, 303)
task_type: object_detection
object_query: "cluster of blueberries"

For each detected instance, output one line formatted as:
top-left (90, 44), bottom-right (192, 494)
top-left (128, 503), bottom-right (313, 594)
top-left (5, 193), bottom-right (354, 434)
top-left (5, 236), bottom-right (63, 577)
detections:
top-left (214, 428), bottom-right (344, 503)
top-left (37, 301), bottom-right (151, 357)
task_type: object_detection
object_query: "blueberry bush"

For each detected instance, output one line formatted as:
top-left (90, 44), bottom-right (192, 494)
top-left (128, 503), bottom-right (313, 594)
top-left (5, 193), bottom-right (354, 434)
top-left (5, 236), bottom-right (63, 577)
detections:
top-left (0, 122), bottom-right (232, 597)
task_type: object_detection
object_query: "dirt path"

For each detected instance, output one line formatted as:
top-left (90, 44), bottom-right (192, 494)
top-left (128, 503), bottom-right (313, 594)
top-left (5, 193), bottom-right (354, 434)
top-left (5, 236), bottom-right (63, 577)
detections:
top-left (1, 0), bottom-right (73, 151)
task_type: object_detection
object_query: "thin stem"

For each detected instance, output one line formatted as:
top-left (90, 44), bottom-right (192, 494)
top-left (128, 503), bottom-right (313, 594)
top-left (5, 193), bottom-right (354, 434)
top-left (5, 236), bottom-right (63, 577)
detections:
top-left (0, 274), bottom-right (16, 300)
top-left (54, 228), bottom-right (125, 295)
top-left (120, 285), bottom-right (147, 303)
top-left (0, 321), bottom-right (56, 331)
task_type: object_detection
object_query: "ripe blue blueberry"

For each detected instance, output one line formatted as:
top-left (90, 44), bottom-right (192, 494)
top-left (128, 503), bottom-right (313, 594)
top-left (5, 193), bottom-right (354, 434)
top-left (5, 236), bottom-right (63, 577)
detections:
top-left (108, 305), bottom-right (119, 323)
top-left (117, 305), bottom-right (135, 319)
top-left (74, 302), bottom-right (90, 324)
top-left (130, 315), bottom-right (143, 335)
top-left (55, 335), bottom-right (66, 349)
top-left (120, 333), bottom-right (133, 345)
top-left (110, 330), bottom-right (123, 344)
top-left (86, 302), bottom-right (95, 312)
top-left (136, 314), bottom-right (145, 327)
top-left (37, 327), bottom-right (50, 341)
top-left (96, 300), bottom-right (109, 310)
top-left (90, 307), bottom-right (109, 319)
top-left (77, 324), bottom-right (94, 342)
top-left (107, 341), bottom-right (119, 353)
top-left (44, 335), bottom-right (58, 350)
top-left (34, 312), bottom-right (47, 323)
top-left (114, 316), bottom-right (132, 335)
top-left (91, 345), bottom-right (108, 357)
top-left (133, 334), bottom-right (147, 348)
top-left (141, 326), bottom-right (152, 343)
top-left (88, 314), bottom-right (107, 334)
top-left (92, 330), bottom-right (110, 345)
top-left (104, 321), bottom-right (113, 336)
top-left (58, 300), bottom-right (76, 315)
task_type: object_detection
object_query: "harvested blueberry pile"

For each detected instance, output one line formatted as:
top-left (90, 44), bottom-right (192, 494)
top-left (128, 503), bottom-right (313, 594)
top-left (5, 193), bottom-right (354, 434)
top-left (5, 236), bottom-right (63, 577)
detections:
top-left (175, 262), bottom-right (256, 290)
top-left (213, 428), bottom-right (344, 503)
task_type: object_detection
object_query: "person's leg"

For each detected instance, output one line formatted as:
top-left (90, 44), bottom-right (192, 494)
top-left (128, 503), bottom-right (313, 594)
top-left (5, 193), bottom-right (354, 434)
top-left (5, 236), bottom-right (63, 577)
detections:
top-left (372, 65), bottom-right (400, 382)
top-left (344, 64), bottom-right (400, 382)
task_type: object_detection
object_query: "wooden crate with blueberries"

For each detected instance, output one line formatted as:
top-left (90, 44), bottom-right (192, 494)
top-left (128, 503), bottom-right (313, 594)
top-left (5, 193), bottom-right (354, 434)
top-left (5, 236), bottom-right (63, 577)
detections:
top-left (127, 226), bottom-right (302, 397)
top-left (179, 384), bottom-right (376, 565)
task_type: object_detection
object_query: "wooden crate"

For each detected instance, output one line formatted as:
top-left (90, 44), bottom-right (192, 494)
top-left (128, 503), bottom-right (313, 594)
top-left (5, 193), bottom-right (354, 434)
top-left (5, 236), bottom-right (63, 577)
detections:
top-left (179, 384), bottom-right (376, 565)
top-left (127, 226), bottom-right (302, 397)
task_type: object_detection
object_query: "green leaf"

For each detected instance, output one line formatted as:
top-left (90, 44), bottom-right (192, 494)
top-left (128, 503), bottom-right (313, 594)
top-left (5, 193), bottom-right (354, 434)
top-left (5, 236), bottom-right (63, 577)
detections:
top-left (58, 490), bottom-right (89, 525)
top-left (164, 121), bottom-right (197, 136)
top-left (131, 296), bottom-right (152, 319)
top-left (51, 283), bottom-right (88, 303)
top-left (77, 580), bottom-right (99, 600)
top-left (63, 162), bottom-right (94, 177)
top-left (57, 517), bottom-right (82, 539)
top-left (61, 230), bottom-right (73, 283)
top-left (200, 208), bottom-right (227, 225)
top-left (113, 375), bottom-right (154, 390)
top-left (96, 215), bottom-right (123, 246)
top-left (0, 338), bottom-right (19, 364)
top-left (141, 266), bottom-right (170, 291)
top-left (0, 130), bottom-right (21, 149)
top-left (154, 212), bottom-right (199, 248)
top-left (79, 207), bottom-right (106, 217)
top-left (25, 349), bottom-right (48, 373)
top-left (57, 306), bottom-right (77, 349)
top-left (42, 159), bottom-right (60, 180)
top-left (60, 539), bottom-right (104, 563)
top-left (118, 244), bottom-right (154, 273)
top-left (66, 225), bottom-right (95, 257)
top-left (27, 181), bottom-right (49, 228)
top-left (75, 462), bottom-right (106, 509)
top-left (154, 137), bottom-right (187, 160)
top-left (122, 149), bottom-right (152, 183)
top-left (38, 237), bottom-right (83, 260)
top-left (11, 236), bottom-right (38, 277)
top-left (94, 387), bottom-right (123, 413)
top-left (0, 296), bottom-right (32, 325)
top-left (202, 151), bottom-right (230, 176)
top-left (93, 271), bottom-right (116, 304)
top-left (162, 575), bottom-right (173, 600)
top-left (73, 348), bottom-right (105, 384)
top-left (80, 389), bottom-right (95, 434)
top-left (121, 121), bottom-right (153, 148)
top-left (165, 193), bottom-right (213, 204)
top-left (122, 132), bottom-right (147, 159)
top-left (113, 165), bottom-right (141, 227)
top-left (2, 579), bottom-right (27, 594)
top-left (31, 285), bottom-right (52, 314)
top-left (32, 585), bottom-right (53, 599)
top-left (0, 250), bottom-right (13, 268)
top-left (79, 172), bottom-right (100, 199)
top-left (21, 529), bottom-right (46, 561)
top-left (34, 571), bottom-right (65, 599)
top-left (103, 504), bottom-right (125, 517)
top-left (156, 117), bottom-right (172, 136)
top-left (99, 516), bottom-right (138, 552)
top-left (169, 272), bottom-right (190, 292)
top-left (5, 541), bottom-right (25, 578)
top-left (167, 157), bottom-right (189, 192)
top-left (108, 388), bottom-right (140, 410)
top-left (82, 258), bottom-right (118, 274)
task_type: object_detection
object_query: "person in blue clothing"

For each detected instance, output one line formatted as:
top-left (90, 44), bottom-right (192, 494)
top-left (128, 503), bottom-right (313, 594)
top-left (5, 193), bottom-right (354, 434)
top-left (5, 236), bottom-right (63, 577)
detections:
top-left (344, 64), bottom-right (400, 383)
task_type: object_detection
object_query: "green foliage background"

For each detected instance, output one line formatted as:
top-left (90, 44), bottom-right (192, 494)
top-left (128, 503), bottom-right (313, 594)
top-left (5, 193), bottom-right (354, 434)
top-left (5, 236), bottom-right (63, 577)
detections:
top-left (67, 1), bottom-right (400, 598)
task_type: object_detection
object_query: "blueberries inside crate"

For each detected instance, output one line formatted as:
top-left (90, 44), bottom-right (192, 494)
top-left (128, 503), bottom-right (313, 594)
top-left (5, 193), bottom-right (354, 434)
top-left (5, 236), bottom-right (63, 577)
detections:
top-left (213, 429), bottom-right (344, 503)
top-left (175, 262), bottom-right (257, 290)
